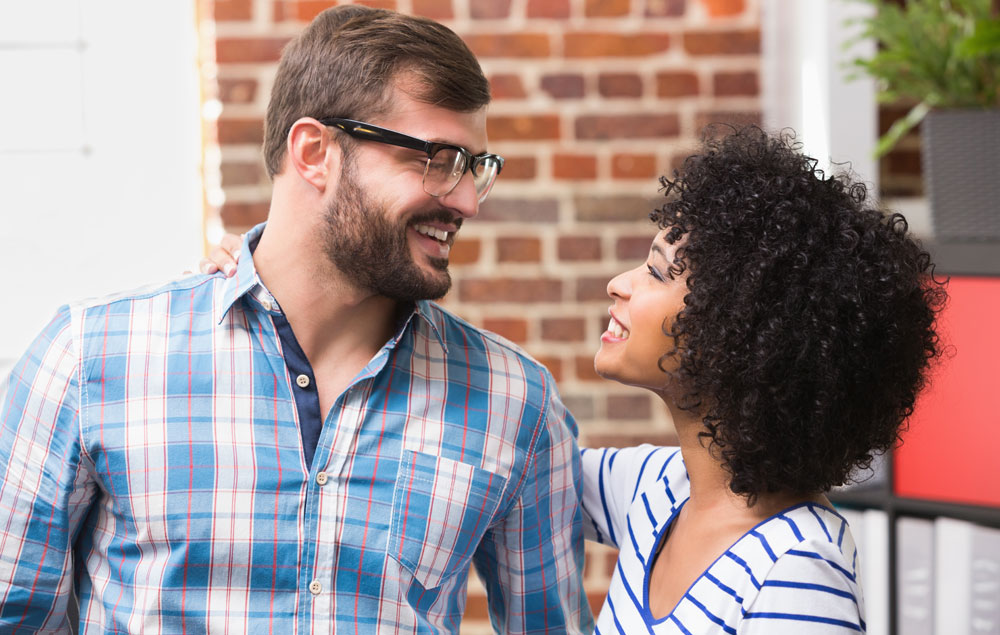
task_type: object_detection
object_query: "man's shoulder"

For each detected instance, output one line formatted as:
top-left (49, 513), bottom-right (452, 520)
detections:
top-left (70, 273), bottom-right (219, 315)
top-left (417, 300), bottom-right (551, 378)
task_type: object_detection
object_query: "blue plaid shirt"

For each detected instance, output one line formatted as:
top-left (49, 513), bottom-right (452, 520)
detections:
top-left (0, 225), bottom-right (591, 633)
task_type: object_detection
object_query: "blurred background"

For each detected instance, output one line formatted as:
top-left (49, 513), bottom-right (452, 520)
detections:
top-left (2, 1), bottom-right (997, 634)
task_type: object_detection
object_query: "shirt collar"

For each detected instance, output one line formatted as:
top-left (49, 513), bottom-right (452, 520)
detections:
top-left (215, 222), bottom-right (447, 352)
top-left (216, 222), bottom-right (270, 325)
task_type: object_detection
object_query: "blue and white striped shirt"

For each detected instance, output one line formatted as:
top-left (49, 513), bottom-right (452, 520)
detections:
top-left (581, 445), bottom-right (865, 634)
top-left (0, 225), bottom-right (591, 634)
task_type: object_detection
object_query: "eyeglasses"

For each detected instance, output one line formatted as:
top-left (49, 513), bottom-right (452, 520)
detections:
top-left (319, 117), bottom-right (504, 203)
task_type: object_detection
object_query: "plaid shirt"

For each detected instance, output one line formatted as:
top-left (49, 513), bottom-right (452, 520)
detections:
top-left (0, 226), bottom-right (591, 634)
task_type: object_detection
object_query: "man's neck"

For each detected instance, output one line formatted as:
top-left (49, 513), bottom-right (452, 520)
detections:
top-left (252, 221), bottom-right (399, 373)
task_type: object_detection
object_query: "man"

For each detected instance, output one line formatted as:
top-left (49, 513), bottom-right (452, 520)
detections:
top-left (0, 6), bottom-right (591, 633)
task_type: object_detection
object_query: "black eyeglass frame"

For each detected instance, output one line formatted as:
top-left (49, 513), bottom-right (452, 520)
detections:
top-left (318, 117), bottom-right (504, 199)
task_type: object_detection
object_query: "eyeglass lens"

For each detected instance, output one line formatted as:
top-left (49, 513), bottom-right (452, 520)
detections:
top-left (423, 148), bottom-right (500, 202)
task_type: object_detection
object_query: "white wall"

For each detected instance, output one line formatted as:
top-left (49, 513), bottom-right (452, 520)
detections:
top-left (0, 1), bottom-right (204, 366)
top-left (762, 0), bottom-right (878, 189)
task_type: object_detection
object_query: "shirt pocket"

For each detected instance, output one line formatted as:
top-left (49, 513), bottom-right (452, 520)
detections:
top-left (388, 449), bottom-right (507, 589)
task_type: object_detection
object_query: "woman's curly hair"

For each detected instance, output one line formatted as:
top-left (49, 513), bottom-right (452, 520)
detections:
top-left (653, 126), bottom-right (947, 503)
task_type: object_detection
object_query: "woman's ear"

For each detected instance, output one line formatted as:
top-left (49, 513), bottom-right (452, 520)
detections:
top-left (286, 117), bottom-right (339, 191)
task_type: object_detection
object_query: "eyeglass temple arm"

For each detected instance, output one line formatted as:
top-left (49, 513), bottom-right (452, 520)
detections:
top-left (319, 118), bottom-right (436, 155)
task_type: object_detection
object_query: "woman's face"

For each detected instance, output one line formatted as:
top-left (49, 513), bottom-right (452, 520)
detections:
top-left (594, 229), bottom-right (689, 392)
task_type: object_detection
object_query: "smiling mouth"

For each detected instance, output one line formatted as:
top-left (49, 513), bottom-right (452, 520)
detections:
top-left (606, 315), bottom-right (630, 340)
top-left (413, 223), bottom-right (452, 243)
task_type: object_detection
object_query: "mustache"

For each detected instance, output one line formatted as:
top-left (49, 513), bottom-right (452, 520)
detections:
top-left (407, 209), bottom-right (464, 230)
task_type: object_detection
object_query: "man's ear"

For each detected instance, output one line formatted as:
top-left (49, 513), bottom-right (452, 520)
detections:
top-left (286, 117), bottom-right (339, 191)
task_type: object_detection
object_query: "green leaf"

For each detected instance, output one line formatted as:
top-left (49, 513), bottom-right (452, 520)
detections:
top-left (957, 19), bottom-right (1000, 56)
top-left (873, 101), bottom-right (932, 158)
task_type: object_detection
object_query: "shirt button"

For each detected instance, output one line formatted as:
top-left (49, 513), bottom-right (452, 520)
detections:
top-left (296, 374), bottom-right (311, 388)
top-left (316, 471), bottom-right (328, 486)
top-left (309, 580), bottom-right (322, 595)
top-left (261, 299), bottom-right (273, 312)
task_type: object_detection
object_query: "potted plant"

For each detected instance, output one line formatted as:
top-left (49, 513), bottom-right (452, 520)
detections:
top-left (850, 0), bottom-right (1000, 241)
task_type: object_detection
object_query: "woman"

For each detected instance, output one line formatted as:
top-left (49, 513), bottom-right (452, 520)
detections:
top-left (201, 127), bottom-right (944, 633)
top-left (581, 127), bottom-right (943, 633)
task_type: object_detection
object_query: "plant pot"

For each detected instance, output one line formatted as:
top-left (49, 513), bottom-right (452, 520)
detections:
top-left (921, 109), bottom-right (1000, 241)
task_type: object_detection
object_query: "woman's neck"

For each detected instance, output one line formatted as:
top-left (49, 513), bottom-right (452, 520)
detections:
top-left (668, 404), bottom-right (828, 522)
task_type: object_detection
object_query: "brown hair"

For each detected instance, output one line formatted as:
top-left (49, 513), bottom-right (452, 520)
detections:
top-left (263, 5), bottom-right (491, 178)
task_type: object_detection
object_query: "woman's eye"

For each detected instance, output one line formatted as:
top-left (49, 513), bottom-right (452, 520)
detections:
top-left (647, 264), bottom-right (665, 281)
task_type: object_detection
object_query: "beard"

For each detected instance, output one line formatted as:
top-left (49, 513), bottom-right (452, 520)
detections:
top-left (320, 159), bottom-right (456, 302)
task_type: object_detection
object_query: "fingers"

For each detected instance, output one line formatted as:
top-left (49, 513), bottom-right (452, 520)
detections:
top-left (200, 233), bottom-right (243, 277)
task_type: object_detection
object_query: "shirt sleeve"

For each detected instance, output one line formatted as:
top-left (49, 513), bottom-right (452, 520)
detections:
top-left (580, 444), bottom-right (679, 548)
top-left (739, 539), bottom-right (865, 634)
top-left (0, 306), bottom-right (96, 631)
top-left (472, 374), bottom-right (593, 634)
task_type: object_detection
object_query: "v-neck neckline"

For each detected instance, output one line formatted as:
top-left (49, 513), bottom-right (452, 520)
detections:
top-left (639, 500), bottom-right (835, 627)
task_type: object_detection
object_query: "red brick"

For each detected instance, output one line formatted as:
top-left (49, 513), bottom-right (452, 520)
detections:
top-left (293, 1), bottom-right (336, 21)
top-left (694, 110), bottom-right (762, 131)
top-left (575, 114), bottom-right (679, 140)
top-left (488, 115), bottom-right (561, 141)
top-left (576, 276), bottom-right (611, 301)
top-left (586, 0), bottom-right (630, 17)
top-left (478, 198), bottom-right (559, 222)
top-left (216, 37), bottom-right (290, 64)
top-left (218, 78), bottom-right (258, 104)
top-left (713, 70), bottom-right (759, 96)
top-left (489, 74), bottom-right (527, 99)
top-left (215, 0), bottom-right (252, 21)
top-left (463, 33), bottom-right (551, 58)
top-left (535, 356), bottom-right (564, 382)
top-left (463, 592), bottom-right (490, 621)
top-left (412, 0), bottom-right (454, 19)
top-left (701, 0), bottom-right (745, 17)
top-left (574, 195), bottom-right (652, 222)
top-left (553, 153), bottom-right (598, 180)
top-left (541, 74), bottom-right (585, 99)
top-left (218, 118), bottom-right (264, 144)
top-left (562, 393), bottom-right (595, 420)
top-left (528, 0), bottom-right (571, 18)
top-left (645, 0), bottom-right (686, 16)
top-left (352, 0), bottom-right (397, 9)
top-left (683, 29), bottom-right (760, 56)
top-left (471, 0), bottom-right (511, 19)
top-left (617, 235), bottom-right (654, 260)
top-left (598, 73), bottom-right (643, 98)
top-left (575, 355), bottom-right (603, 381)
top-left (499, 156), bottom-right (538, 180)
top-left (458, 278), bottom-right (563, 303)
top-left (221, 161), bottom-right (266, 187)
top-left (656, 71), bottom-right (699, 97)
top-left (565, 32), bottom-right (671, 57)
top-left (449, 238), bottom-right (481, 265)
top-left (886, 149), bottom-right (922, 175)
top-left (542, 317), bottom-right (586, 342)
top-left (482, 317), bottom-right (529, 342)
top-left (221, 201), bottom-right (269, 230)
top-left (607, 394), bottom-right (653, 419)
top-left (558, 236), bottom-right (602, 261)
top-left (612, 153), bottom-right (657, 179)
top-left (589, 590), bottom-right (610, 615)
top-left (497, 237), bottom-right (542, 262)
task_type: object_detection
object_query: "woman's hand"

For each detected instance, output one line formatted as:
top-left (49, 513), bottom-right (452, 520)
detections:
top-left (199, 233), bottom-right (243, 277)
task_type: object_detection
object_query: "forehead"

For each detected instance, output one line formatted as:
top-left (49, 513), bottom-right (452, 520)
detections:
top-left (378, 81), bottom-right (489, 153)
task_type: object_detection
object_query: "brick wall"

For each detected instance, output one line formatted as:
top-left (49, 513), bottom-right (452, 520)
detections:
top-left (202, 0), bottom-right (761, 629)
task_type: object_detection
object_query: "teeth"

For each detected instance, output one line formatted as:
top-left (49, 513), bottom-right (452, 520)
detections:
top-left (608, 316), bottom-right (630, 340)
top-left (414, 224), bottom-right (450, 242)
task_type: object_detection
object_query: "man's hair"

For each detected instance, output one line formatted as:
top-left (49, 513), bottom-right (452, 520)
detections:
top-left (652, 125), bottom-right (947, 504)
top-left (263, 5), bottom-right (490, 178)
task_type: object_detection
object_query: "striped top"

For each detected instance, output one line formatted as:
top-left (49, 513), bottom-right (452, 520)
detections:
top-left (581, 445), bottom-right (865, 634)
top-left (0, 224), bottom-right (591, 634)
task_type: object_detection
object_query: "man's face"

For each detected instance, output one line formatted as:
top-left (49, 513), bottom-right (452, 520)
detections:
top-left (322, 84), bottom-right (488, 301)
